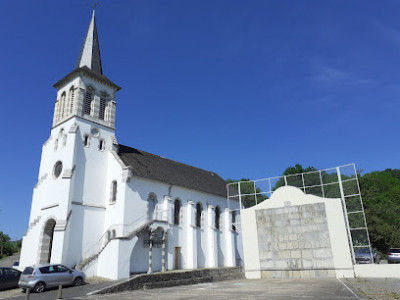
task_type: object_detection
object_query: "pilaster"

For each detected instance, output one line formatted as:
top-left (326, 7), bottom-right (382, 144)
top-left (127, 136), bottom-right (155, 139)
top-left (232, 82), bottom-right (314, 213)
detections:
top-left (53, 100), bottom-right (60, 127)
top-left (224, 208), bottom-right (235, 267)
top-left (207, 205), bottom-right (217, 268)
top-left (109, 100), bottom-right (116, 128)
top-left (186, 200), bottom-right (195, 269)
top-left (92, 94), bottom-right (100, 118)
top-left (163, 196), bottom-right (172, 223)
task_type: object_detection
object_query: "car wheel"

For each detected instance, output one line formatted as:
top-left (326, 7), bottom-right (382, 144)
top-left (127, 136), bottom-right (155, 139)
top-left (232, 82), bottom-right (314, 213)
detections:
top-left (33, 282), bottom-right (46, 293)
top-left (74, 277), bottom-right (83, 286)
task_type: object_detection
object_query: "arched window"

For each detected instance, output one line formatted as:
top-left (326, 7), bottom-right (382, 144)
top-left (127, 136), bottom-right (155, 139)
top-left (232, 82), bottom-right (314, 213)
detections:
top-left (174, 199), bottom-right (181, 225)
top-left (196, 202), bottom-right (202, 228)
top-left (60, 92), bottom-right (66, 119)
top-left (110, 180), bottom-right (117, 204)
top-left (99, 92), bottom-right (108, 120)
top-left (148, 193), bottom-right (157, 220)
top-left (83, 134), bottom-right (90, 147)
top-left (215, 206), bottom-right (221, 230)
top-left (69, 86), bottom-right (75, 114)
top-left (84, 87), bottom-right (94, 116)
top-left (99, 139), bottom-right (105, 151)
top-left (58, 129), bottom-right (66, 147)
top-left (232, 210), bottom-right (236, 232)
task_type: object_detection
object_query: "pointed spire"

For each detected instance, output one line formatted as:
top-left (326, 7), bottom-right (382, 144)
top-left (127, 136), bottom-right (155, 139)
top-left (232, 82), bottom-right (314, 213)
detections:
top-left (76, 9), bottom-right (103, 75)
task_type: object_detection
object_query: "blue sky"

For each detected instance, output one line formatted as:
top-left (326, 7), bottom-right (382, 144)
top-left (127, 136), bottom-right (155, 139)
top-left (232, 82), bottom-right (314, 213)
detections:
top-left (1, 0), bottom-right (400, 239)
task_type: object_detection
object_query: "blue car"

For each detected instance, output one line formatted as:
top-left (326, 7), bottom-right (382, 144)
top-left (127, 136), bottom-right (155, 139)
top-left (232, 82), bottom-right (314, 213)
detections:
top-left (0, 267), bottom-right (21, 290)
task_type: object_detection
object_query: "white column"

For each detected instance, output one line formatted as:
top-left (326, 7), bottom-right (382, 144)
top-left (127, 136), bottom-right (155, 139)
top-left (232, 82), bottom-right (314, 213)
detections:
top-left (147, 231), bottom-right (155, 274)
top-left (92, 94), bottom-right (100, 118)
top-left (186, 201), bottom-right (195, 269)
top-left (161, 230), bottom-right (167, 272)
top-left (109, 101), bottom-right (117, 128)
top-left (76, 88), bottom-right (85, 117)
top-left (224, 208), bottom-right (235, 267)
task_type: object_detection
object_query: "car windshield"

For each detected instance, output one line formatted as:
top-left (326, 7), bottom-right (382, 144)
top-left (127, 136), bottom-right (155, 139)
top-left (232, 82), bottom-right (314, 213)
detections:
top-left (389, 249), bottom-right (400, 253)
top-left (356, 248), bottom-right (371, 254)
top-left (22, 267), bottom-right (34, 275)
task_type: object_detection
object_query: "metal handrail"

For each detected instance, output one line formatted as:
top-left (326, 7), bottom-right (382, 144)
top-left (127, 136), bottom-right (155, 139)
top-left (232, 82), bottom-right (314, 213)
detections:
top-left (78, 207), bottom-right (168, 269)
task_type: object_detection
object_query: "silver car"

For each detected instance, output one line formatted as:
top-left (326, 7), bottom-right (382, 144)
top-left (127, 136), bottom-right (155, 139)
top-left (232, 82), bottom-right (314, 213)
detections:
top-left (388, 248), bottom-right (400, 264)
top-left (18, 264), bottom-right (85, 293)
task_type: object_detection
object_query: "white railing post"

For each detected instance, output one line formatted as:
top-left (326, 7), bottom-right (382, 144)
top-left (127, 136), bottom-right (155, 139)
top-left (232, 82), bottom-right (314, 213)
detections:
top-left (337, 166), bottom-right (355, 264)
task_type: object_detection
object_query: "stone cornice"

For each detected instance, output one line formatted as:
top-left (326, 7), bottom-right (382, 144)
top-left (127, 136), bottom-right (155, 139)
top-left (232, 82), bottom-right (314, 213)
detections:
top-left (53, 67), bottom-right (121, 91)
top-left (52, 115), bottom-right (115, 131)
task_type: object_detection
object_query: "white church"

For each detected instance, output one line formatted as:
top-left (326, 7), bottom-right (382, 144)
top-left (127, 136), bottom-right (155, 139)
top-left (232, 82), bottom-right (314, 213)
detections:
top-left (19, 10), bottom-right (243, 280)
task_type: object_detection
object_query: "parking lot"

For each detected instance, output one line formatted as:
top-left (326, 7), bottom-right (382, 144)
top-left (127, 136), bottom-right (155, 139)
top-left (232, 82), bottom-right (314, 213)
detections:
top-left (0, 277), bottom-right (115, 300)
top-left (2, 276), bottom-right (400, 299)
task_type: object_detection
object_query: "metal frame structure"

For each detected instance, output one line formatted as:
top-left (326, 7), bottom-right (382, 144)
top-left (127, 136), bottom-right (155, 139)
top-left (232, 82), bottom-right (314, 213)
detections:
top-left (226, 163), bottom-right (373, 264)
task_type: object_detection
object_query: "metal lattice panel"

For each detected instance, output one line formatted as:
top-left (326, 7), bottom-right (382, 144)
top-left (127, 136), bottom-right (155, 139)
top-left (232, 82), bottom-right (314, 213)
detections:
top-left (227, 163), bottom-right (373, 264)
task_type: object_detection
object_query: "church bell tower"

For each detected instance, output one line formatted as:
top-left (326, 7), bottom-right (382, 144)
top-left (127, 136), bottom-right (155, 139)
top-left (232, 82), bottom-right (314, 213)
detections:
top-left (19, 9), bottom-right (122, 269)
top-left (52, 10), bottom-right (121, 130)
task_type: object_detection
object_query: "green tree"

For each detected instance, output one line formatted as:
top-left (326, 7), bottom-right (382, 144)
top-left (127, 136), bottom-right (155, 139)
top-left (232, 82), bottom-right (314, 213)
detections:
top-left (359, 169), bottom-right (400, 254)
top-left (0, 232), bottom-right (16, 259)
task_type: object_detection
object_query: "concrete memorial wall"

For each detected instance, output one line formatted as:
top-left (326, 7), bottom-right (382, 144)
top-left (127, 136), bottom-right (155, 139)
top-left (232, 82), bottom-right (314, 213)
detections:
top-left (241, 186), bottom-right (354, 279)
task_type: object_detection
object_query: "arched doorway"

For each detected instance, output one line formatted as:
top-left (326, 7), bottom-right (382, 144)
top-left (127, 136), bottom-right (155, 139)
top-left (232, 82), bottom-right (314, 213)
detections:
top-left (130, 232), bottom-right (150, 274)
top-left (39, 219), bottom-right (56, 264)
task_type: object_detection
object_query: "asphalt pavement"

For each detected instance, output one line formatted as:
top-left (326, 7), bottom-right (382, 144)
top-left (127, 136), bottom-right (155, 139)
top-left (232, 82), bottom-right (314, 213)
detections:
top-left (73, 278), bottom-right (361, 300)
top-left (0, 280), bottom-right (118, 300)
top-left (2, 276), bottom-right (400, 299)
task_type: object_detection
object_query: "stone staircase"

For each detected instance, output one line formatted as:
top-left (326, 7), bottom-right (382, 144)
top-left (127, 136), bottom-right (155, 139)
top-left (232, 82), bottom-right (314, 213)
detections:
top-left (92, 267), bottom-right (244, 295)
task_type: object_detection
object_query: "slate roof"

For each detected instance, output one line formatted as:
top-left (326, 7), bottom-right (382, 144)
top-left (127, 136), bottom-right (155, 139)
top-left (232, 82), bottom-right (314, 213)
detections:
top-left (76, 10), bottom-right (102, 75)
top-left (118, 144), bottom-right (227, 197)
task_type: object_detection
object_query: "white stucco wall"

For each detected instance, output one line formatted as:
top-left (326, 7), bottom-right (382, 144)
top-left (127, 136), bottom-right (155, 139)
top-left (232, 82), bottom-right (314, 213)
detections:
top-left (20, 116), bottom-right (117, 271)
top-left (21, 81), bottom-right (243, 280)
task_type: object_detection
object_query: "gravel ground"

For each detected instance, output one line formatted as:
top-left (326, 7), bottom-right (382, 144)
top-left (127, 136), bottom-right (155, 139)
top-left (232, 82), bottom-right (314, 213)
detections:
top-left (0, 254), bottom-right (20, 268)
top-left (344, 278), bottom-right (400, 299)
